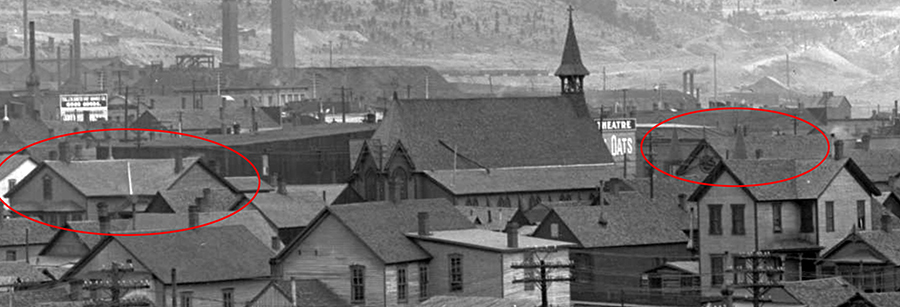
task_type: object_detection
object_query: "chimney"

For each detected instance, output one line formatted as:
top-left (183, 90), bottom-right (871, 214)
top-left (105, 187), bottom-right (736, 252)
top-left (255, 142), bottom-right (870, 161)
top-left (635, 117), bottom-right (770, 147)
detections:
top-left (861, 134), bottom-right (871, 151)
top-left (181, 97), bottom-right (187, 109)
top-left (48, 150), bottom-right (58, 160)
top-left (755, 149), bottom-right (763, 159)
top-left (610, 180), bottom-right (620, 196)
top-left (188, 201), bottom-right (200, 228)
top-left (271, 236), bottom-right (282, 250)
top-left (506, 222), bottom-right (519, 248)
top-left (682, 71), bottom-right (688, 95)
top-left (269, 172), bottom-right (279, 188)
top-left (97, 203), bottom-right (109, 233)
top-left (73, 144), bottom-right (83, 160)
top-left (251, 107), bottom-right (258, 133)
top-left (689, 71), bottom-right (695, 99)
top-left (2, 118), bottom-right (9, 132)
top-left (221, 0), bottom-right (240, 68)
top-left (882, 214), bottom-right (892, 232)
top-left (595, 180), bottom-right (605, 206)
top-left (271, 0), bottom-right (296, 68)
top-left (677, 194), bottom-right (687, 210)
top-left (58, 141), bottom-right (70, 163)
top-left (834, 140), bottom-right (844, 160)
top-left (26, 21), bottom-right (39, 96)
top-left (173, 149), bottom-right (183, 174)
top-left (201, 188), bottom-right (212, 212)
top-left (822, 91), bottom-right (834, 100)
top-left (277, 176), bottom-right (287, 195)
top-left (893, 100), bottom-right (898, 125)
top-left (220, 98), bottom-right (227, 134)
top-left (417, 212), bottom-right (430, 236)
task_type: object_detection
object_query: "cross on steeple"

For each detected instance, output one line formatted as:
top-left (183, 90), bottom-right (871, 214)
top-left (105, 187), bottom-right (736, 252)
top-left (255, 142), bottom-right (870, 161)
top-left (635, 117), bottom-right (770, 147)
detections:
top-left (567, 5), bottom-right (574, 18)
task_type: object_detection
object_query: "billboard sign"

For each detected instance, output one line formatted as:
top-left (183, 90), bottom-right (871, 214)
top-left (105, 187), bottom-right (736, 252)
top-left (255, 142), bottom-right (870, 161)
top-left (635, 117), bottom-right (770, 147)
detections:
top-left (60, 94), bottom-right (108, 122)
top-left (597, 118), bottom-right (637, 158)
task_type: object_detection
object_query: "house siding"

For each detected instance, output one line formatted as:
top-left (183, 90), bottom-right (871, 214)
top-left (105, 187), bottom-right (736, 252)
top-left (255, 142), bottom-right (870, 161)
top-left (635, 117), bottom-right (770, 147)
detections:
top-left (40, 231), bottom-right (88, 258)
top-left (697, 172), bottom-right (757, 293)
top-left (280, 214), bottom-right (386, 307)
top-left (818, 168), bottom-right (874, 251)
top-left (502, 249), bottom-right (570, 306)
top-left (247, 284), bottom-right (292, 307)
top-left (570, 244), bottom-right (692, 305)
top-left (8, 166), bottom-right (87, 223)
top-left (0, 244), bottom-right (45, 263)
top-left (413, 240), bottom-right (502, 299)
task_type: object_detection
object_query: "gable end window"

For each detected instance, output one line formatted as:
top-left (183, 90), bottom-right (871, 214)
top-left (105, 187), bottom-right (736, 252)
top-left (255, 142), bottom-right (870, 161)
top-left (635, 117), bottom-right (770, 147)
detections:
top-left (857, 200), bottom-right (867, 230)
top-left (42, 175), bottom-right (52, 201)
top-left (826, 201), bottom-right (835, 232)
top-left (731, 204), bottom-right (745, 235)
top-left (222, 288), bottom-right (234, 307)
top-left (350, 265), bottom-right (365, 304)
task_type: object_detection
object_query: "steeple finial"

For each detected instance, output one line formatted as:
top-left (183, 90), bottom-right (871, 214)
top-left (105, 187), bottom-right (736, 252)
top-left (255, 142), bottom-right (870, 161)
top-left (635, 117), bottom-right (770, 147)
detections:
top-left (555, 5), bottom-right (589, 95)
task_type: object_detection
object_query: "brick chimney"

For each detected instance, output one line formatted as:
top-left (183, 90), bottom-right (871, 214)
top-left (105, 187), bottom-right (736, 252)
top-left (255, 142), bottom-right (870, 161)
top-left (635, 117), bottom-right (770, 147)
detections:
top-left (201, 188), bottom-right (212, 212)
top-left (174, 149), bottom-right (183, 174)
top-left (882, 214), bottom-right (892, 233)
top-left (506, 222), bottom-right (519, 248)
top-left (271, 236), bottom-right (282, 250)
top-left (861, 134), bottom-right (871, 151)
top-left (834, 140), bottom-right (844, 160)
top-left (97, 203), bottom-right (109, 233)
top-left (188, 201), bottom-right (200, 228)
top-left (417, 212), bottom-right (431, 236)
top-left (277, 176), bottom-right (287, 195)
top-left (58, 141), bottom-right (70, 163)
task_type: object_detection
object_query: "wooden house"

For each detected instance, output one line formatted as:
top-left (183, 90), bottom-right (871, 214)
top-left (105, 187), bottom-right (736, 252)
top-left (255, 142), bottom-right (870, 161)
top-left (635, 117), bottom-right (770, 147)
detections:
top-left (245, 278), bottom-right (349, 307)
top-left (689, 152), bottom-right (882, 295)
top-left (4, 156), bottom-right (235, 226)
top-left (61, 225), bottom-right (273, 307)
top-left (0, 216), bottom-right (56, 263)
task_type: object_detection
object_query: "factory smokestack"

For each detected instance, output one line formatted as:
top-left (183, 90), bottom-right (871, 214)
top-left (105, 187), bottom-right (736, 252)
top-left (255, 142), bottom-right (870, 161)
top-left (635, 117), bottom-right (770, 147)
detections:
top-left (221, 0), bottom-right (240, 68)
top-left (63, 19), bottom-right (82, 93)
top-left (271, 0), bottom-right (295, 68)
top-left (26, 21), bottom-right (39, 119)
top-left (22, 0), bottom-right (27, 57)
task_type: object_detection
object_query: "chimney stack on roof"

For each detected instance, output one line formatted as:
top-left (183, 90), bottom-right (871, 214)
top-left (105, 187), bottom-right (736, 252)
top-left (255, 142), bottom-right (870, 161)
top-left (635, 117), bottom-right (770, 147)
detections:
top-left (834, 140), bottom-right (844, 160)
top-left (174, 149), bottom-right (184, 174)
top-left (58, 140), bottom-right (70, 163)
top-left (271, 236), bottom-right (282, 251)
top-left (277, 176), bottom-right (287, 195)
top-left (189, 201), bottom-right (200, 228)
top-left (417, 212), bottom-right (430, 236)
top-left (506, 222), bottom-right (519, 248)
top-left (97, 202), bottom-right (109, 233)
top-left (269, 172), bottom-right (279, 189)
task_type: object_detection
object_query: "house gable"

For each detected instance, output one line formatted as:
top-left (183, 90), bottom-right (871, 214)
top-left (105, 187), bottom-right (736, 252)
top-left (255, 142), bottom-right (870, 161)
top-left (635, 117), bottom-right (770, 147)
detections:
top-left (37, 229), bottom-right (90, 258)
top-left (166, 160), bottom-right (236, 193)
top-left (532, 211), bottom-right (582, 246)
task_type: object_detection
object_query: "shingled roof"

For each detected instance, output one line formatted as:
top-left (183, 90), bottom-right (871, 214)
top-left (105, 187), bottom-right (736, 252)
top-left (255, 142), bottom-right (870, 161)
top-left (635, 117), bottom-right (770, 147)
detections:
top-left (554, 8), bottom-right (589, 77)
top-left (373, 96), bottom-right (613, 171)
top-left (225, 176), bottom-right (274, 193)
top-left (689, 158), bottom-right (881, 202)
top-left (0, 218), bottom-right (56, 247)
top-left (134, 210), bottom-right (278, 247)
top-left (779, 277), bottom-right (858, 307)
top-left (543, 191), bottom-right (688, 248)
top-left (243, 192), bottom-right (322, 229)
top-left (424, 164), bottom-right (616, 195)
top-left (820, 230), bottom-right (900, 266)
top-left (246, 279), bottom-right (349, 307)
top-left (276, 198), bottom-right (475, 264)
top-left (64, 225), bottom-right (273, 284)
top-left (634, 108), bottom-right (825, 135)
top-left (133, 107), bottom-right (280, 132)
top-left (150, 188), bottom-right (244, 213)
top-left (0, 154), bottom-right (34, 180)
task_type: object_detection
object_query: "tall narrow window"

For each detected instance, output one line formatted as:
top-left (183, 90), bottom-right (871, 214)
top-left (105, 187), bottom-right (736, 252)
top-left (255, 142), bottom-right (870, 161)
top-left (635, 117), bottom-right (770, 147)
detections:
top-left (222, 288), bottom-right (234, 307)
top-left (350, 265), bottom-right (365, 304)
top-left (826, 201), bottom-right (835, 232)
top-left (711, 254), bottom-right (724, 287)
top-left (800, 202), bottom-right (814, 233)
top-left (773, 202), bottom-right (782, 233)
top-left (572, 252), bottom-right (593, 285)
top-left (389, 168), bottom-right (409, 201)
top-left (42, 175), bottom-right (52, 201)
top-left (731, 204), bottom-right (745, 235)
top-left (180, 291), bottom-right (193, 307)
top-left (449, 254), bottom-right (463, 292)
top-left (419, 264), bottom-right (429, 301)
top-left (858, 200), bottom-right (867, 230)
top-left (550, 223), bottom-right (559, 238)
top-left (397, 266), bottom-right (408, 303)
top-left (364, 169), bottom-right (377, 201)
top-left (709, 204), bottom-right (723, 235)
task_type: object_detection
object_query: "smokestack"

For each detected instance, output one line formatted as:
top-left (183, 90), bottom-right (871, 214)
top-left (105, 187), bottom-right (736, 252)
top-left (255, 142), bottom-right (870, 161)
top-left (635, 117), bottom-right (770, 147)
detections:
top-left (271, 0), bottom-right (296, 68)
top-left (221, 0), bottom-right (240, 68)
top-left (71, 19), bottom-right (81, 90)
top-left (834, 140), bottom-right (844, 160)
top-left (894, 100), bottom-right (898, 125)
top-left (506, 222), bottom-right (519, 248)
top-left (26, 21), bottom-right (39, 92)
top-left (417, 212), bottom-right (430, 236)
top-left (97, 203), bottom-right (109, 233)
top-left (689, 71), bottom-right (694, 99)
top-left (188, 202), bottom-right (200, 228)
top-left (682, 71), bottom-right (688, 95)
top-left (22, 0), bottom-right (27, 57)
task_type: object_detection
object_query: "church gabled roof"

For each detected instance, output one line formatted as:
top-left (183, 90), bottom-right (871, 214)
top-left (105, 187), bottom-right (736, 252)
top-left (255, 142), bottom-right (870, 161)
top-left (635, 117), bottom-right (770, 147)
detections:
top-left (554, 6), bottom-right (590, 77)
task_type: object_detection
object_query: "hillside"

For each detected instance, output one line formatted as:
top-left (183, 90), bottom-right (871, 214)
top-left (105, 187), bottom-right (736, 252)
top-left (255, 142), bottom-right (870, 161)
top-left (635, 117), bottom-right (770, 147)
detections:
top-left (1, 0), bottom-right (900, 115)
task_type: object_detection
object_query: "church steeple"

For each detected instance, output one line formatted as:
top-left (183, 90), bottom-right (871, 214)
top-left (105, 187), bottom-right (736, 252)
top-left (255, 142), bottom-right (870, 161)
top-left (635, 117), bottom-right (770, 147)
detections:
top-left (555, 5), bottom-right (590, 95)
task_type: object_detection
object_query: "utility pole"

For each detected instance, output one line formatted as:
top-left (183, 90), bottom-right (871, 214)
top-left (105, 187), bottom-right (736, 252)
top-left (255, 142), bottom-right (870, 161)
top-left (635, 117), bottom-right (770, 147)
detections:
top-left (341, 86), bottom-right (346, 123)
top-left (649, 132), bottom-right (654, 199)
top-left (512, 257), bottom-right (574, 307)
top-left (83, 261), bottom-right (151, 307)
top-left (124, 86), bottom-right (129, 141)
top-left (602, 66), bottom-right (607, 91)
top-left (714, 53), bottom-right (718, 103)
top-left (622, 89), bottom-right (628, 116)
top-left (731, 251), bottom-right (785, 307)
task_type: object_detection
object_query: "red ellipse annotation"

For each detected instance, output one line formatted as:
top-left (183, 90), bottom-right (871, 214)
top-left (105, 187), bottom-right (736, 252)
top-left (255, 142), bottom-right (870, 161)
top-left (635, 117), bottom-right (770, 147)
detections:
top-left (639, 107), bottom-right (831, 187)
top-left (0, 128), bottom-right (260, 236)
